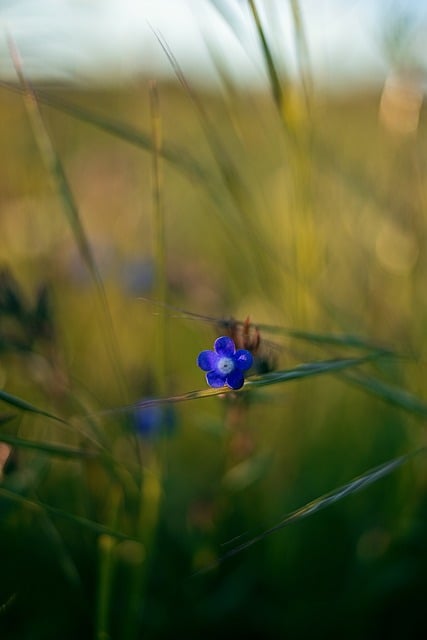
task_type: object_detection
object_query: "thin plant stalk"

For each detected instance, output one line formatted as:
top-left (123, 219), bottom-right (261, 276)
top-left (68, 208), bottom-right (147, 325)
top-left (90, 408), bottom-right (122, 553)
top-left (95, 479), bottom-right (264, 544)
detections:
top-left (95, 485), bottom-right (121, 640)
top-left (150, 81), bottom-right (167, 398)
top-left (120, 82), bottom-right (167, 639)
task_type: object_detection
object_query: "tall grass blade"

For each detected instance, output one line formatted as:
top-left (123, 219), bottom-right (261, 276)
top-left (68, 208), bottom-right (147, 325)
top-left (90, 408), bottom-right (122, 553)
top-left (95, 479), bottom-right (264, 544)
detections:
top-left (152, 29), bottom-right (279, 289)
top-left (214, 447), bottom-right (425, 565)
top-left (247, 0), bottom-right (284, 114)
top-left (150, 81), bottom-right (167, 397)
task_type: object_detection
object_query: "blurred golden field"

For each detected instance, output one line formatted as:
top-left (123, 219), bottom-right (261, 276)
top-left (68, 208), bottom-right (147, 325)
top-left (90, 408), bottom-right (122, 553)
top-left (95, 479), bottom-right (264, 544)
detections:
top-left (1, 73), bottom-right (427, 639)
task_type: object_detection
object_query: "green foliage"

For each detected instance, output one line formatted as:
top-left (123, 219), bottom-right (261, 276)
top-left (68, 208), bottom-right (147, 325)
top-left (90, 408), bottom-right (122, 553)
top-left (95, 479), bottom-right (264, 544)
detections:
top-left (1, 8), bottom-right (427, 638)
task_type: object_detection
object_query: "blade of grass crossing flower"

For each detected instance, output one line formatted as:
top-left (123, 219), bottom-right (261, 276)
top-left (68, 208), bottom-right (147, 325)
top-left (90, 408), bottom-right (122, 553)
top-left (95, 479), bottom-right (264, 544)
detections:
top-left (92, 354), bottom-right (382, 418)
top-left (214, 447), bottom-right (426, 565)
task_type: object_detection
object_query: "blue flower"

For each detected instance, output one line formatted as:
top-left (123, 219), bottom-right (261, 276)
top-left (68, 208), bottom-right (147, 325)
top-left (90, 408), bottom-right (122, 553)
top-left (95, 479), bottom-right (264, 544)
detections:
top-left (197, 336), bottom-right (253, 390)
top-left (134, 402), bottom-right (176, 439)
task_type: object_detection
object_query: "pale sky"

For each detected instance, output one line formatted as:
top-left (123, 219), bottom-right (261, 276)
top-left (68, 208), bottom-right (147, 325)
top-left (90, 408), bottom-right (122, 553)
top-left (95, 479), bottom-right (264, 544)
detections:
top-left (0, 0), bottom-right (426, 89)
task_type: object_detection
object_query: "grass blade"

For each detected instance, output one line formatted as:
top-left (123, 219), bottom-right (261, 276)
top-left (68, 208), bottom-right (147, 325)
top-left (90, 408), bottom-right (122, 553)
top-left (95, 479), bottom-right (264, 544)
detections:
top-left (0, 81), bottom-right (209, 183)
top-left (247, 0), bottom-right (284, 114)
top-left (213, 447), bottom-right (425, 565)
top-left (245, 355), bottom-right (379, 388)
top-left (0, 486), bottom-right (135, 542)
top-left (8, 38), bottom-right (127, 401)
top-left (256, 325), bottom-right (393, 353)
top-left (139, 298), bottom-right (392, 354)
top-left (345, 371), bottom-right (427, 419)
top-left (0, 433), bottom-right (99, 459)
top-left (0, 388), bottom-right (67, 424)
top-left (94, 354), bottom-right (381, 418)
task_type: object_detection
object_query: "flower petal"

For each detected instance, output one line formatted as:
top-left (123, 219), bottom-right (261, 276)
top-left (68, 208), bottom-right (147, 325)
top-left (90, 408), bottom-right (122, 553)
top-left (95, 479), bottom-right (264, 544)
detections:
top-left (226, 369), bottom-right (245, 390)
top-left (214, 336), bottom-right (235, 357)
top-left (234, 349), bottom-right (253, 371)
top-left (197, 350), bottom-right (219, 371)
top-left (206, 370), bottom-right (227, 388)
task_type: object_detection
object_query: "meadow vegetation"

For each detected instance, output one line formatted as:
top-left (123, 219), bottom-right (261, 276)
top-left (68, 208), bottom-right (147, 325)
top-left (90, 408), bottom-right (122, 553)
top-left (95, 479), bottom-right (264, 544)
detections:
top-left (0, 17), bottom-right (427, 639)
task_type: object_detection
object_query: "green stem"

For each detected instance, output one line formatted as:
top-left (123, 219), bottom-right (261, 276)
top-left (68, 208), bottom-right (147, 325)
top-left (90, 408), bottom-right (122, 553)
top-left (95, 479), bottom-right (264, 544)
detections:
top-left (95, 485), bottom-right (121, 640)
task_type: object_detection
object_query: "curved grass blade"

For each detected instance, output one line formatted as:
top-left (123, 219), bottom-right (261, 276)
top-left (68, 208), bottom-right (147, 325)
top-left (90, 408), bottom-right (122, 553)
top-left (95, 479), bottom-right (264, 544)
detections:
top-left (151, 29), bottom-right (280, 289)
top-left (208, 447), bottom-right (426, 568)
top-left (8, 38), bottom-right (127, 400)
top-left (256, 326), bottom-right (393, 353)
top-left (0, 487), bottom-right (136, 542)
top-left (0, 433), bottom-right (99, 459)
top-left (0, 81), bottom-right (209, 184)
top-left (0, 80), bottom-right (207, 183)
top-left (345, 371), bottom-right (427, 419)
top-left (247, 0), bottom-right (284, 115)
top-left (139, 298), bottom-right (394, 355)
top-left (0, 389), bottom-right (67, 425)
top-left (245, 354), bottom-right (380, 388)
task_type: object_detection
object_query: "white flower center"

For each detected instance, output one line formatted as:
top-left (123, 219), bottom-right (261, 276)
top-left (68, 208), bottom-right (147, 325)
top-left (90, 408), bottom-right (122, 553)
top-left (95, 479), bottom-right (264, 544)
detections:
top-left (217, 357), bottom-right (235, 375)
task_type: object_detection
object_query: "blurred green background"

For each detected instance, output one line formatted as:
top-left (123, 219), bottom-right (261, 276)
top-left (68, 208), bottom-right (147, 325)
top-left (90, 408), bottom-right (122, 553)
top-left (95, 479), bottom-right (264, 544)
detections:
top-left (0, 65), bottom-right (427, 639)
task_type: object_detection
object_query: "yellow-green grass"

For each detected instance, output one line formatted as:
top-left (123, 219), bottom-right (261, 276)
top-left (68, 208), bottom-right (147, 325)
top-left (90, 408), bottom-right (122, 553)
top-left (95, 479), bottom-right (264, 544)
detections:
top-left (0, 79), bottom-right (426, 639)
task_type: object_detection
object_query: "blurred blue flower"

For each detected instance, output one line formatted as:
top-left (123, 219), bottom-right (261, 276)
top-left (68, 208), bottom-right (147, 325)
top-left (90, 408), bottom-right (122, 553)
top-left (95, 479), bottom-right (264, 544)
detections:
top-left (134, 403), bottom-right (176, 439)
top-left (197, 336), bottom-right (253, 390)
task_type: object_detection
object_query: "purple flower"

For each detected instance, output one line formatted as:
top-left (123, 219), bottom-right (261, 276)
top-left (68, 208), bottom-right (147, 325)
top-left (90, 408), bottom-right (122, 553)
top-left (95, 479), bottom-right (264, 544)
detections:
top-left (197, 336), bottom-right (253, 390)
